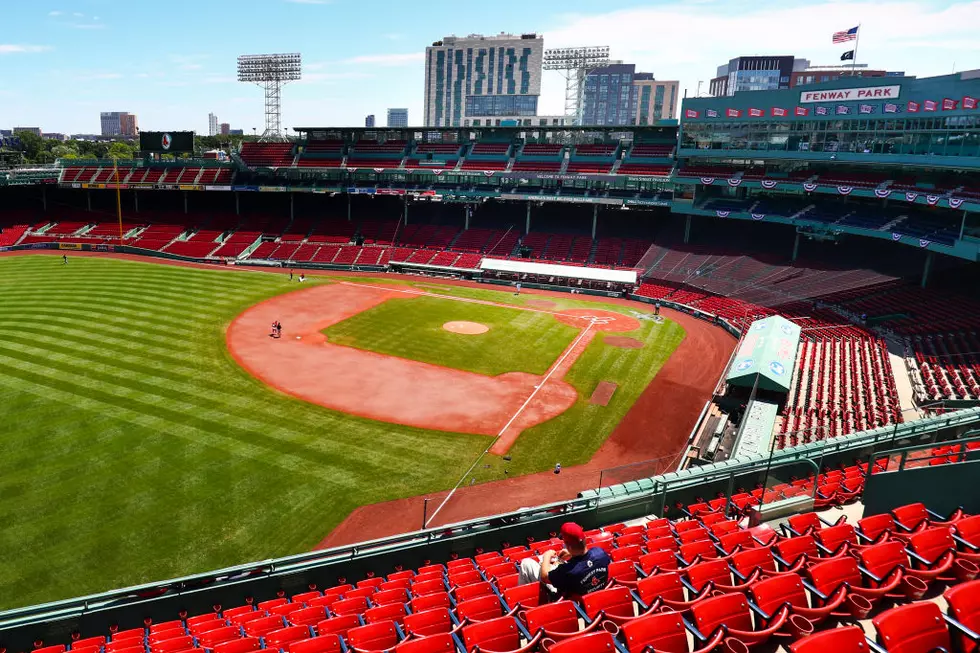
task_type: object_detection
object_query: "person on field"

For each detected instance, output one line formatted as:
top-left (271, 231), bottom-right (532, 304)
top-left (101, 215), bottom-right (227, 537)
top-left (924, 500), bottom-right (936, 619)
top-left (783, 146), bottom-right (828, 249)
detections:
top-left (299, 273), bottom-right (306, 283)
top-left (654, 301), bottom-right (660, 316)
top-left (289, 269), bottom-right (294, 281)
top-left (515, 281), bottom-right (522, 296)
top-left (518, 522), bottom-right (610, 601)
top-left (63, 254), bottom-right (68, 265)
top-left (276, 321), bottom-right (282, 338)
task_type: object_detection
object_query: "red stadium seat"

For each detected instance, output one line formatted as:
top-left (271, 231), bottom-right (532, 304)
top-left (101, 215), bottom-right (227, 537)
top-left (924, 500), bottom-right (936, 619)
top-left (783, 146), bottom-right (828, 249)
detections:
top-left (690, 593), bottom-right (789, 648)
top-left (636, 572), bottom-right (711, 611)
top-left (787, 626), bottom-right (867, 653)
top-left (289, 636), bottom-right (342, 653)
top-left (457, 594), bottom-right (515, 624)
top-left (945, 580), bottom-right (980, 653)
top-left (522, 601), bottom-right (602, 641)
top-left (346, 621), bottom-right (399, 653)
top-left (393, 633), bottom-right (455, 653)
top-left (548, 633), bottom-right (619, 653)
top-left (462, 616), bottom-right (542, 653)
top-left (402, 608), bottom-right (460, 638)
top-left (316, 614), bottom-right (361, 639)
top-left (581, 586), bottom-right (658, 626)
top-left (621, 611), bottom-right (727, 653)
top-left (873, 602), bottom-right (953, 653)
top-left (364, 603), bottom-right (407, 625)
top-left (214, 638), bottom-right (260, 653)
top-left (198, 627), bottom-right (242, 648)
top-left (502, 584), bottom-right (544, 610)
top-left (411, 592), bottom-right (451, 613)
top-left (289, 606), bottom-right (328, 627)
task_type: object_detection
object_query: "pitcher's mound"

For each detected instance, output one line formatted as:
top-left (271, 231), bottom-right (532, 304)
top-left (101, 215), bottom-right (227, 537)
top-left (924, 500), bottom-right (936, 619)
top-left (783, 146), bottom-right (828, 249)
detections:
top-left (443, 321), bottom-right (490, 335)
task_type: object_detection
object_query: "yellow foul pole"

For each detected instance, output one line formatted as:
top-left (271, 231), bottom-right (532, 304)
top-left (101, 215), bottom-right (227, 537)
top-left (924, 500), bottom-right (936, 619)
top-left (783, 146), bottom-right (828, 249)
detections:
top-left (114, 159), bottom-right (123, 242)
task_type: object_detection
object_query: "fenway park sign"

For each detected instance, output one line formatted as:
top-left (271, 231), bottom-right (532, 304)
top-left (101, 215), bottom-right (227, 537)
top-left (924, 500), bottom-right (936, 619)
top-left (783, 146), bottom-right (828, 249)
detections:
top-left (799, 85), bottom-right (901, 103)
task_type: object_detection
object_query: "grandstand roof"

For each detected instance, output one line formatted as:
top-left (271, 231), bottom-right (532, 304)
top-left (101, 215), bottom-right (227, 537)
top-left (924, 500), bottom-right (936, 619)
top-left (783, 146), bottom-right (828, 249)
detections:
top-left (725, 315), bottom-right (801, 393)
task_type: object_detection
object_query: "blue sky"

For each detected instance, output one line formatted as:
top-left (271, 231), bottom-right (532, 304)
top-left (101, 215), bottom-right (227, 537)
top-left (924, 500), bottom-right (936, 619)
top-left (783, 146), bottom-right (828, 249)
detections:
top-left (1, 0), bottom-right (977, 134)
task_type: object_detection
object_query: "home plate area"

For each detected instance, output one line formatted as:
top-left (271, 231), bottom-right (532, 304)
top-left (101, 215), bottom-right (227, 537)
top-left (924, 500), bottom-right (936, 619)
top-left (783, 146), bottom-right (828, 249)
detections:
top-left (227, 283), bottom-right (645, 453)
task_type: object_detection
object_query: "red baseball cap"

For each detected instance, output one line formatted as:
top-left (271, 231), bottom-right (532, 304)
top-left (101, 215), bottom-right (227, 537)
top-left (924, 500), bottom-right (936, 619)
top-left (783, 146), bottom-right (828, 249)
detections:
top-left (560, 522), bottom-right (585, 543)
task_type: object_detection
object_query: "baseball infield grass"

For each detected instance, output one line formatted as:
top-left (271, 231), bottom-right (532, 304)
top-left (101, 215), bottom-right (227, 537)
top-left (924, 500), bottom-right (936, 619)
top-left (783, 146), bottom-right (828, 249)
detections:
top-left (0, 256), bottom-right (682, 611)
top-left (324, 295), bottom-right (581, 376)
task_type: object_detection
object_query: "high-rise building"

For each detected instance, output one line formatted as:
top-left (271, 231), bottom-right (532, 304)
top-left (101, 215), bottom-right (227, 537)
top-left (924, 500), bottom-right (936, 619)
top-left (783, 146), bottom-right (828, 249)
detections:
top-left (709, 56), bottom-right (810, 97)
top-left (424, 33), bottom-right (544, 127)
top-left (365, 114), bottom-right (376, 128)
top-left (220, 123), bottom-right (230, 135)
top-left (387, 108), bottom-right (409, 128)
top-left (229, 129), bottom-right (244, 136)
top-left (101, 112), bottom-right (139, 137)
top-left (789, 64), bottom-right (901, 87)
top-left (13, 127), bottom-right (42, 137)
top-left (208, 113), bottom-right (219, 136)
top-left (581, 64), bottom-right (679, 125)
top-left (633, 75), bottom-right (679, 124)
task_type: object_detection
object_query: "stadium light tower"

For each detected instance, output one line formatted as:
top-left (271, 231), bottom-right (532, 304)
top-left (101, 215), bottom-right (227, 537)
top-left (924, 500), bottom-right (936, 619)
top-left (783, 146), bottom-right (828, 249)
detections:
top-left (543, 46), bottom-right (610, 125)
top-left (237, 53), bottom-right (302, 141)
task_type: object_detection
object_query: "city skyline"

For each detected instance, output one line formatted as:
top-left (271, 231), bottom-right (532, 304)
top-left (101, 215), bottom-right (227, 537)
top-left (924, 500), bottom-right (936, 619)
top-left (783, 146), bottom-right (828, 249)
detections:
top-left (0, 0), bottom-right (976, 134)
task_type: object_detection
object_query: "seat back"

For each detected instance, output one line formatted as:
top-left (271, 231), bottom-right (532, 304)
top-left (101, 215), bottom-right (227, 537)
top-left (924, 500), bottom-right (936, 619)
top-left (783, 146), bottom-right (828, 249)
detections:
top-left (331, 596), bottom-right (369, 617)
top-left (214, 638), bottom-right (260, 653)
top-left (891, 503), bottom-right (928, 530)
top-left (347, 621), bottom-right (399, 653)
top-left (639, 550), bottom-right (677, 575)
top-left (462, 616), bottom-right (522, 653)
top-left (814, 524), bottom-right (858, 551)
top-left (290, 635), bottom-right (342, 653)
top-left (549, 632), bottom-right (617, 653)
top-left (858, 542), bottom-right (907, 580)
top-left (412, 579), bottom-right (447, 597)
top-left (955, 515), bottom-right (980, 546)
top-left (749, 574), bottom-right (808, 614)
top-left (406, 591), bottom-right (446, 613)
top-left (732, 547), bottom-right (777, 576)
top-left (449, 569), bottom-right (484, 588)
top-left (524, 601), bottom-right (579, 637)
top-left (266, 627), bottom-right (310, 649)
top-left (373, 589), bottom-right (409, 607)
top-left (364, 602), bottom-right (407, 625)
top-left (503, 583), bottom-right (542, 610)
top-left (456, 581), bottom-right (494, 602)
top-left (198, 626), bottom-right (241, 648)
top-left (289, 606), bottom-right (327, 627)
top-left (608, 560), bottom-right (638, 584)
top-left (316, 614), bottom-right (361, 638)
top-left (775, 535), bottom-right (819, 565)
top-left (244, 615), bottom-right (286, 637)
top-left (679, 540), bottom-right (717, 563)
top-left (872, 601), bottom-right (949, 653)
top-left (945, 580), bottom-right (980, 653)
top-left (909, 527), bottom-right (954, 565)
top-left (718, 530), bottom-right (755, 554)
top-left (612, 544), bottom-right (644, 563)
top-left (403, 608), bottom-right (455, 638)
top-left (645, 536), bottom-right (678, 553)
top-left (690, 593), bottom-right (754, 640)
top-left (787, 625), bottom-right (866, 653)
top-left (621, 612), bottom-right (691, 653)
top-left (807, 555), bottom-right (863, 596)
top-left (859, 513), bottom-right (896, 540)
top-left (581, 586), bottom-right (634, 620)
top-left (685, 559), bottom-right (731, 592)
top-left (636, 572), bottom-right (686, 606)
top-left (394, 633), bottom-right (455, 653)
top-left (457, 594), bottom-right (504, 623)
top-left (787, 512), bottom-right (822, 534)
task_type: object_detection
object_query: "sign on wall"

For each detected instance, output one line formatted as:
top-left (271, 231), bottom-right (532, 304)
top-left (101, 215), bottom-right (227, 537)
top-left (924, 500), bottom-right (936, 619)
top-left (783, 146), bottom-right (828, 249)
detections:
top-left (799, 85), bottom-right (901, 103)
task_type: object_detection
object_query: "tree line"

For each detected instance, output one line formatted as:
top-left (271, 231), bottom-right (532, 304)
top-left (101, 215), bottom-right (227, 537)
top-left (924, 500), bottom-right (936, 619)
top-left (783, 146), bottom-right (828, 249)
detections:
top-left (1, 132), bottom-right (261, 166)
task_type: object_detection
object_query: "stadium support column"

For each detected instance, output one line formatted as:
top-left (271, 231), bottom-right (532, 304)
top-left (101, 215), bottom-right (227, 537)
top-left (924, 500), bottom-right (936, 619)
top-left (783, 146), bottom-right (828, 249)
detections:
top-left (184, 192), bottom-right (189, 215)
top-left (592, 205), bottom-right (598, 239)
top-left (403, 196), bottom-right (409, 225)
top-left (41, 185), bottom-right (47, 211)
top-left (290, 193), bottom-right (294, 222)
top-left (234, 192), bottom-right (240, 216)
top-left (792, 232), bottom-right (800, 261)
top-left (134, 193), bottom-right (139, 214)
top-left (921, 251), bottom-right (934, 288)
top-left (526, 202), bottom-right (532, 234)
top-left (464, 205), bottom-right (471, 230)
top-left (684, 215), bottom-right (691, 244)
top-left (960, 212), bottom-right (967, 241)
top-left (87, 192), bottom-right (92, 212)
top-left (346, 193), bottom-right (351, 221)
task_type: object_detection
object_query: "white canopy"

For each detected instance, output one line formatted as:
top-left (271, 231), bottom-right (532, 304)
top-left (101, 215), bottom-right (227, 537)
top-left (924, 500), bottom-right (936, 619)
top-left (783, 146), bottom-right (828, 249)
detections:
top-left (479, 258), bottom-right (637, 284)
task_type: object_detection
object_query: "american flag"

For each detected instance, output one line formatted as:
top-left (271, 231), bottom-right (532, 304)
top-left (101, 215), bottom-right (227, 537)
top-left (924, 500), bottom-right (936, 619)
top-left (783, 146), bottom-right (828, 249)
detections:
top-left (833, 26), bottom-right (859, 43)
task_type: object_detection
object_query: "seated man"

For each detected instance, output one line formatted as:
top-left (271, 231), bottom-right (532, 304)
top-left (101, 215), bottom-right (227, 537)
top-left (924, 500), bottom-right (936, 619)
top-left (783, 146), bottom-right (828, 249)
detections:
top-left (518, 522), bottom-right (610, 601)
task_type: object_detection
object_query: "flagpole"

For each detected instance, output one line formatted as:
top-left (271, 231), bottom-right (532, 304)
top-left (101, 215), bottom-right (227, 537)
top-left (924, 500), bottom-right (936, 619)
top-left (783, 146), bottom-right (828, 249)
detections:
top-left (852, 24), bottom-right (861, 72)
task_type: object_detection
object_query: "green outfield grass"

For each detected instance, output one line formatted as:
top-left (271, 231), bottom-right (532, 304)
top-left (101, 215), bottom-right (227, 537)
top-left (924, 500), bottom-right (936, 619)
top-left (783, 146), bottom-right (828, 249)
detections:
top-left (0, 256), bottom-right (684, 610)
top-left (324, 295), bottom-right (580, 376)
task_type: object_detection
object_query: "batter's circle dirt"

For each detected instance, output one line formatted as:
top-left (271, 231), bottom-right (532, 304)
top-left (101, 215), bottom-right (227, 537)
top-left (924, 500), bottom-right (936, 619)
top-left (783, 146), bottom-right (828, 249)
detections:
top-left (555, 309), bottom-right (641, 332)
top-left (443, 321), bottom-right (489, 335)
top-left (604, 336), bottom-right (645, 349)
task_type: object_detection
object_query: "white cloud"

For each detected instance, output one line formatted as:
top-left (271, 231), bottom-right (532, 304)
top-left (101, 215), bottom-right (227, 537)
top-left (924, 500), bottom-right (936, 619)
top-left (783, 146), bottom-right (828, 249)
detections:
top-left (77, 72), bottom-right (123, 80)
top-left (284, 0), bottom-right (329, 4)
top-left (0, 44), bottom-right (52, 54)
top-left (48, 10), bottom-right (63, 16)
top-left (382, 33), bottom-right (403, 41)
top-left (72, 11), bottom-right (83, 17)
top-left (72, 23), bottom-right (105, 30)
top-left (538, 1), bottom-right (980, 114)
top-left (342, 52), bottom-right (423, 66)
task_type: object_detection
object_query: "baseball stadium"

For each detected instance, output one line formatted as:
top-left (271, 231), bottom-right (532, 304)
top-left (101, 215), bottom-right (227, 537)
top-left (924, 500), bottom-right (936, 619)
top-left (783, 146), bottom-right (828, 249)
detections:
top-left (2, 71), bottom-right (980, 653)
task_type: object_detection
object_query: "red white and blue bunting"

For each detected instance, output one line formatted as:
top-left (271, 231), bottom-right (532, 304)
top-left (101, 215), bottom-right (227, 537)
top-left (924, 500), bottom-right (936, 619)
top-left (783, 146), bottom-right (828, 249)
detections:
top-left (874, 189), bottom-right (892, 198)
top-left (751, 213), bottom-right (766, 220)
top-left (803, 183), bottom-right (818, 192)
top-left (727, 178), bottom-right (742, 187)
top-left (701, 177), bottom-right (715, 185)
top-left (949, 198), bottom-right (964, 209)
top-left (926, 195), bottom-right (940, 205)
top-left (760, 179), bottom-right (778, 189)
top-left (716, 210), bottom-right (730, 218)
top-left (837, 186), bottom-right (854, 195)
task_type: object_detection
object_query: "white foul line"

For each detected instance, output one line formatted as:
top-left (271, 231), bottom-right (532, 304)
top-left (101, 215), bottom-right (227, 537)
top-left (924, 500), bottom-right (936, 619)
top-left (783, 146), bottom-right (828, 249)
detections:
top-left (422, 317), bottom-right (599, 529)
